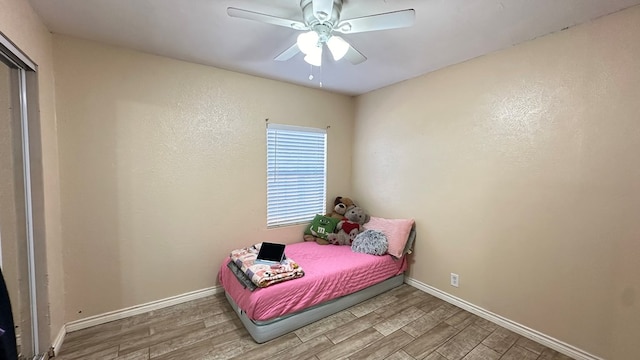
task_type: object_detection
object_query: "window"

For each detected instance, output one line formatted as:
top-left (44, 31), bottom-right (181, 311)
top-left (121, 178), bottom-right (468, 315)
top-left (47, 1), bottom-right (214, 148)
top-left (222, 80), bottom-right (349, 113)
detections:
top-left (267, 124), bottom-right (327, 228)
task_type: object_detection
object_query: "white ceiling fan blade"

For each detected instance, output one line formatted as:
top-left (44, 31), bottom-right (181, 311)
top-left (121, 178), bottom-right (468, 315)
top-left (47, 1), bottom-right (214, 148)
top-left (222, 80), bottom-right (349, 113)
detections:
top-left (274, 43), bottom-right (301, 61)
top-left (227, 7), bottom-right (307, 30)
top-left (343, 44), bottom-right (367, 65)
top-left (312, 0), bottom-right (334, 22)
top-left (335, 9), bottom-right (415, 34)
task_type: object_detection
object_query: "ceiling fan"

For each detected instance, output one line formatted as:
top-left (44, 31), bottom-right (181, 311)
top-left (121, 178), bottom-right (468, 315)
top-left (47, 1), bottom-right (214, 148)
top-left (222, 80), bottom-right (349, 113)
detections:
top-left (227, 0), bottom-right (415, 66)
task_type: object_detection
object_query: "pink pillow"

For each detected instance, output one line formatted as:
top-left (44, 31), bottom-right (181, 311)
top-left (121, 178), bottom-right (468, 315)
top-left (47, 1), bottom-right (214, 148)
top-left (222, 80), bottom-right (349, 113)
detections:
top-left (364, 217), bottom-right (415, 258)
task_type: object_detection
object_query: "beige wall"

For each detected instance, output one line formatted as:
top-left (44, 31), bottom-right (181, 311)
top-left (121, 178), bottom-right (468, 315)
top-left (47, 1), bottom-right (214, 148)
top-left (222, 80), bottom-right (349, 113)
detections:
top-left (52, 35), bottom-right (354, 322)
top-left (0, 0), bottom-right (65, 345)
top-left (353, 6), bottom-right (640, 360)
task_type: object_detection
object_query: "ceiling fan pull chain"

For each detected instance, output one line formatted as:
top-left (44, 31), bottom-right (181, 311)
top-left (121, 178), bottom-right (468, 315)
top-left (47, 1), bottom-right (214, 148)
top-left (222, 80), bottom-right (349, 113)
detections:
top-left (308, 63), bottom-right (314, 80)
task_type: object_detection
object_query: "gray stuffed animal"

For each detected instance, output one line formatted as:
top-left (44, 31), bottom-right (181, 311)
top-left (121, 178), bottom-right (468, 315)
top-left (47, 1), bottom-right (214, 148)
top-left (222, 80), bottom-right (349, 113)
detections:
top-left (326, 206), bottom-right (370, 245)
top-left (352, 230), bottom-right (389, 255)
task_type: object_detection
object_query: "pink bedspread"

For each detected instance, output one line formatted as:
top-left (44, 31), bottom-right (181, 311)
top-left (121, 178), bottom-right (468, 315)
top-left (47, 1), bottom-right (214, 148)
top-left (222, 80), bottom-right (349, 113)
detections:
top-left (219, 241), bottom-right (407, 321)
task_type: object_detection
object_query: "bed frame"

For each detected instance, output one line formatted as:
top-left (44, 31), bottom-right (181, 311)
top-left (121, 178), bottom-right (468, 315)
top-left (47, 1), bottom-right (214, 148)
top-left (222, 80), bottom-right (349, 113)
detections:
top-left (224, 273), bottom-right (405, 343)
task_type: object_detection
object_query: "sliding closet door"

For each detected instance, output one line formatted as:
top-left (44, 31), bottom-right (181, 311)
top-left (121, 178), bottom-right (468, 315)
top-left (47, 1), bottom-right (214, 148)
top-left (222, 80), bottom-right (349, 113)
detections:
top-left (0, 50), bottom-right (34, 360)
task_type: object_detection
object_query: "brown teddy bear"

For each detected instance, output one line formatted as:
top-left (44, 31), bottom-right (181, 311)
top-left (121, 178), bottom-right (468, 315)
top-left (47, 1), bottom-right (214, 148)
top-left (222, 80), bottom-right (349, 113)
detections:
top-left (326, 206), bottom-right (370, 246)
top-left (326, 196), bottom-right (355, 219)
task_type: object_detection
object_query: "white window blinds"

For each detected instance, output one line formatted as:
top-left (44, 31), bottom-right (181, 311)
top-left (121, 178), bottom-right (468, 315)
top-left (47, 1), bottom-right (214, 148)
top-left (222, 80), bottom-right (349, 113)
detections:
top-left (267, 124), bottom-right (327, 228)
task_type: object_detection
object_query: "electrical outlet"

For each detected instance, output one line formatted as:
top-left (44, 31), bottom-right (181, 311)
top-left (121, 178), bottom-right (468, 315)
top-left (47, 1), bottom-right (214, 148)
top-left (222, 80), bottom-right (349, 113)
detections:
top-left (450, 273), bottom-right (459, 287)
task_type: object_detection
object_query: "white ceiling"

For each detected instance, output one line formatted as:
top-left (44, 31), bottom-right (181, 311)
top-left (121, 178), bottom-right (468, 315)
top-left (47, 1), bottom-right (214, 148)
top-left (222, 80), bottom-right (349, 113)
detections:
top-left (28, 0), bottom-right (640, 95)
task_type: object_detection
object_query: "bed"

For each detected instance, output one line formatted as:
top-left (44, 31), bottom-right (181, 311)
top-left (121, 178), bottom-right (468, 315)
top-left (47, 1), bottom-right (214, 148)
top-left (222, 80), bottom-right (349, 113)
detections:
top-left (218, 217), bottom-right (416, 343)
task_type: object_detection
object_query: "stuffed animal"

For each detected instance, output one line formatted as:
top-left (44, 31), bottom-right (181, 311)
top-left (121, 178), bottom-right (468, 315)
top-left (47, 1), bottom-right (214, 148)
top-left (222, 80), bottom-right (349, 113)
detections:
top-left (326, 196), bottom-right (355, 219)
top-left (304, 196), bottom-right (357, 245)
top-left (303, 214), bottom-right (340, 245)
top-left (326, 206), bottom-right (370, 245)
top-left (352, 230), bottom-right (388, 255)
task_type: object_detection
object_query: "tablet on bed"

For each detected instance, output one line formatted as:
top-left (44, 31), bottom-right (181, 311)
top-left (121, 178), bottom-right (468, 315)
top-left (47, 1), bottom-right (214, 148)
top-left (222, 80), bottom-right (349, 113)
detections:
top-left (255, 242), bottom-right (286, 265)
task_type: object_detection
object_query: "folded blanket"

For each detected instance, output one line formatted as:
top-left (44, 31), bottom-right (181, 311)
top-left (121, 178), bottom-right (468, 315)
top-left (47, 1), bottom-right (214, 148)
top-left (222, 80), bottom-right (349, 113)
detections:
top-left (226, 261), bottom-right (258, 291)
top-left (229, 243), bottom-right (304, 288)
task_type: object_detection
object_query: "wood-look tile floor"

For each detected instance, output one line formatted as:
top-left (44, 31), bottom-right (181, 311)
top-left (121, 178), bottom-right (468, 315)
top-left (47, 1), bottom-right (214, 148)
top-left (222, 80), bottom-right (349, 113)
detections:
top-left (56, 285), bottom-right (574, 360)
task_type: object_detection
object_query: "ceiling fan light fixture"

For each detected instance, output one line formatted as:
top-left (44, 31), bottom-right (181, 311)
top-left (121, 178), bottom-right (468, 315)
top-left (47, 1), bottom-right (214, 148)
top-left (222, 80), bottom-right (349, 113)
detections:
top-left (327, 35), bottom-right (349, 61)
top-left (303, 46), bottom-right (322, 66)
top-left (296, 31), bottom-right (319, 55)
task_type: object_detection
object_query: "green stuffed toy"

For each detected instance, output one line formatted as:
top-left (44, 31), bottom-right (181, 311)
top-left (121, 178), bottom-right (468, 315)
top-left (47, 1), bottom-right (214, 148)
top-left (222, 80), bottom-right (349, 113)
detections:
top-left (303, 214), bottom-right (340, 245)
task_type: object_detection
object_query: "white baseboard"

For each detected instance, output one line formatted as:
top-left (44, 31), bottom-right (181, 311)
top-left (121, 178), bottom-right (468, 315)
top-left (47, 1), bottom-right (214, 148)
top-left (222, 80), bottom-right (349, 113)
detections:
top-left (65, 286), bottom-right (223, 333)
top-left (404, 277), bottom-right (603, 360)
top-left (51, 325), bottom-right (66, 357)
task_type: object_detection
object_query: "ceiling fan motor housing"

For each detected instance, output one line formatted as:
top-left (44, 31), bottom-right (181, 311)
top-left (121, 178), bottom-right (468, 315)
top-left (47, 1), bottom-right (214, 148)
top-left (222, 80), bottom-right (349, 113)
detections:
top-left (300, 0), bottom-right (342, 28)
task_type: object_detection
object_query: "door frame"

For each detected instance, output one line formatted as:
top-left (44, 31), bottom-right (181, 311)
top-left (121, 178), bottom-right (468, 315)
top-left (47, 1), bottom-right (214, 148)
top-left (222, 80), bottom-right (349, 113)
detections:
top-left (0, 30), bottom-right (50, 359)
